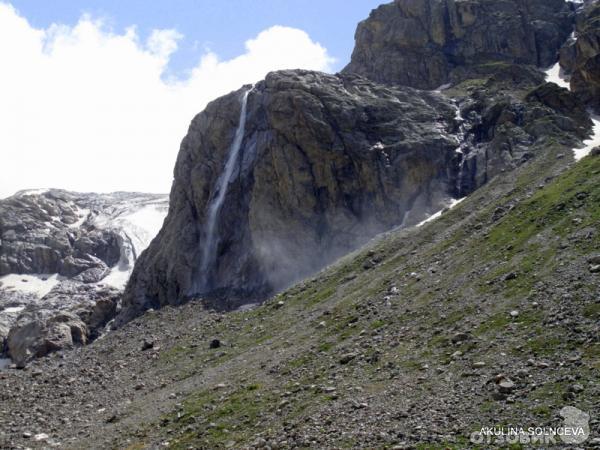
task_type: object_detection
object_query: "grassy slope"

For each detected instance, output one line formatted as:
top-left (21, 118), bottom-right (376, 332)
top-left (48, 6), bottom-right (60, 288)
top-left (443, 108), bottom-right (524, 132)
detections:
top-left (103, 148), bottom-right (600, 449)
top-left (5, 139), bottom-right (593, 449)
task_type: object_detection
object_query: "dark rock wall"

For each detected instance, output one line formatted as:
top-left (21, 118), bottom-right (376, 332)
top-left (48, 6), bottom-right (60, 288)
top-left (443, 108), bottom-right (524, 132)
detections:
top-left (560, 1), bottom-right (600, 112)
top-left (120, 0), bottom-right (596, 323)
top-left (343, 0), bottom-right (574, 89)
top-left (121, 71), bottom-right (463, 319)
top-left (0, 191), bottom-right (119, 279)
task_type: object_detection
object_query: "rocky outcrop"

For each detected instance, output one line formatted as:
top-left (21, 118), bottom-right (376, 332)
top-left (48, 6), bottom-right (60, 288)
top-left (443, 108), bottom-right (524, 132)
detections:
top-left (120, 64), bottom-right (594, 322)
top-left (0, 190), bottom-right (168, 366)
top-left (559, 1), bottom-right (600, 112)
top-left (442, 65), bottom-right (592, 195)
top-left (343, 0), bottom-right (574, 89)
top-left (7, 311), bottom-right (88, 368)
top-left (120, 71), bottom-right (466, 320)
top-left (0, 190), bottom-right (167, 282)
top-left (0, 282), bottom-right (120, 367)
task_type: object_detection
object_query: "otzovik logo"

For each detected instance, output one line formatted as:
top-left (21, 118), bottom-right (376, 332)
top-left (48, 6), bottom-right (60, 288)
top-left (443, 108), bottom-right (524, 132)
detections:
top-left (559, 406), bottom-right (590, 444)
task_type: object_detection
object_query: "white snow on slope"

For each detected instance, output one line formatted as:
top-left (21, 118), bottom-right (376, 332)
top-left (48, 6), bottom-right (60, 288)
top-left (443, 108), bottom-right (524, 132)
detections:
top-left (544, 62), bottom-right (570, 89)
top-left (417, 198), bottom-right (465, 227)
top-left (574, 115), bottom-right (600, 161)
top-left (97, 203), bottom-right (167, 289)
top-left (3, 306), bottom-right (25, 314)
top-left (68, 207), bottom-right (90, 228)
top-left (545, 62), bottom-right (600, 161)
top-left (0, 273), bottom-right (62, 298)
top-left (17, 188), bottom-right (49, 196)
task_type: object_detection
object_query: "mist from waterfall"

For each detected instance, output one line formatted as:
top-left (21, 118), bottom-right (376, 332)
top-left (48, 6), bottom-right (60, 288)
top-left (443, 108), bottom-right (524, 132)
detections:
top-left (199, 88), bottom-right (252, 291)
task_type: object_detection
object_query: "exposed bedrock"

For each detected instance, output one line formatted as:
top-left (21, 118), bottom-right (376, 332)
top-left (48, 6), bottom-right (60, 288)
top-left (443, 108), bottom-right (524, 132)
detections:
top-left (120, 66), bottom-right (593, 322)
top-left (559, 1), bottom-right (600, 112)
top-left (343, 0), bottom-right (575, 89)
top-left (121, 71), bottom-right (467, 320)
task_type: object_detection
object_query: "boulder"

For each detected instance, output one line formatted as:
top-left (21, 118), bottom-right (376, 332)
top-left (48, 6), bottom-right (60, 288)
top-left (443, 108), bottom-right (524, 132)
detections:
top-left (7, 311), bottom-right (88, 368)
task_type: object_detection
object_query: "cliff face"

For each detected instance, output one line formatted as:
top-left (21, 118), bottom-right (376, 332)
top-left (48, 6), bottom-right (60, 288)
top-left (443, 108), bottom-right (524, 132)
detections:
top-left (119, 1), bottom-right (595, 323)
top-left (560, 1), bottom-right (600, 112)
top-left (343, 0), bottom-right (574, 89)
top-left (0, 190), bottom-right (168, 366)
top-left (121, 71), bottom-right (465, 319)
top-left (0, 190), bottom-right (168, 284)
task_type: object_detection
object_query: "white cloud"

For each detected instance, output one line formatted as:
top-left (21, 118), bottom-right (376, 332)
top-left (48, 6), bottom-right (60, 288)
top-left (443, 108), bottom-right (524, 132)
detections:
top-left (0, 3), bottom-right (335, 198)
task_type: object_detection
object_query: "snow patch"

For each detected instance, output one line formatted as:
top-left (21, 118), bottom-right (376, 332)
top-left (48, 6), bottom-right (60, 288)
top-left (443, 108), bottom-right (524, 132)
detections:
top-left (68, 207), bottom-right (90, 228)
top-left (3, 306), bottom-right (25, 314)
top-left (544, 62), bottom-right (570, 89)
top-left (544, 62), bottom-right (600, 161)
top-left (100, 266), bottom-right (132, 290)
top-left (0, 273), bottom-right (62, 298)
top-left (417, 198), bottom-right (465, 227)
top-left (17, 188), bottom-right (49, 196)
top-left (97, 204), bottom-right (167, 289)
top-left (124, 206), bottom-right (166, 243)
top-left (574, 115), bottom-right (600, 160)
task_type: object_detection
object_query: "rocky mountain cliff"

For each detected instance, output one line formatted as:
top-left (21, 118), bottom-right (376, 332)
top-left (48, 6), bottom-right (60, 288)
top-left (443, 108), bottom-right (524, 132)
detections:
top-left (343, 0), bottom-right (574, 90)
top-left (2, 111), bottom-right (598, 450)
top-left (0, 0), bottom-right (599, 447)
top-left (121, 72), bottom-right (464, 320)
top-left (560, 0), bottom-right (600, 111)
top-left (0, 190), bottom-right (168, 367)
top-left (120, 0), bottom-right (597, 323)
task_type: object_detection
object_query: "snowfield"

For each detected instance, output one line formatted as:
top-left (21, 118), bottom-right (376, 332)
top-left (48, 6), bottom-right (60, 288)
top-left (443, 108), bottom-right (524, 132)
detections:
top-left (0, 191), bottom-right (168, 294)
top-left (0, 274), bottom-right (62, 299)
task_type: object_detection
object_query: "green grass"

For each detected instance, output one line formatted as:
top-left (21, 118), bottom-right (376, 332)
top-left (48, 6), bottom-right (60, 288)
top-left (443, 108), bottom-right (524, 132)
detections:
top-left (166, 384), bottom-right (278, 449)
top-left (142, 153), bottom-right (600, 449)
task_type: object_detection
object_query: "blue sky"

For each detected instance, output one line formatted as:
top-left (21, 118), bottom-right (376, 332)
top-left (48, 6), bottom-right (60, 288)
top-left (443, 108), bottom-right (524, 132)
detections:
top-left (9, 0), bottom-right (383, 75)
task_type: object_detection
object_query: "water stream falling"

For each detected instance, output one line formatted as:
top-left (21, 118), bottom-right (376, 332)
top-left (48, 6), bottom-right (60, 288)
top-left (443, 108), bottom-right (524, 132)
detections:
top-left (452, 101), bottom-right (470, 197)
top-left (199, 88), bottom-right (252, 291)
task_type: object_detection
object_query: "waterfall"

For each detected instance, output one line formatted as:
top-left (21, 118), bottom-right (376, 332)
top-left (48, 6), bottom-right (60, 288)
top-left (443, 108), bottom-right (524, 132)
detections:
top-left (199, 88), bottom-right (251, 291)
top-left (453, 101), bottom-right (470, 197)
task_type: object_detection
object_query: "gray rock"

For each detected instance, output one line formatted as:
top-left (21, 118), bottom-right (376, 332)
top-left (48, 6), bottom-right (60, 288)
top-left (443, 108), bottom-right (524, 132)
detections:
top-left (497, 379), bottom-right (516, 393)
top-left (451, 332), bottom-right (471, 344)
top-left (344, 0), bottom-right (573, 89)
top-left (120, 70), bottom-right (465, 321)
top-left (559, 3), bottom-right (600, 113)
top-left (141, 338), bottom-right (154, 351)
top-left (569, 383), bottom-right (584, 393)
top-left (339, 353), bottom-right (358, 365)
top-left (7, 311), bottom-right (88, 368)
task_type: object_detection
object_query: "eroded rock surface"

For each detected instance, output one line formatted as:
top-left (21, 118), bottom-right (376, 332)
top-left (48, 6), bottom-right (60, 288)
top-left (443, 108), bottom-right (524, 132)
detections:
top-left (121, 71), bottom-right (465, 319)
top-left (0, 190), bottom-right (168, 365)
top-left (344, 0), bottom-right (574, 89)
top-left (121, 66), bottom-right (594, 321)
top-left (559, 1), bottom-right (600, 112)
